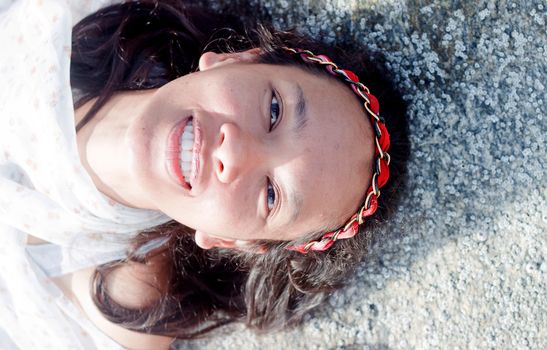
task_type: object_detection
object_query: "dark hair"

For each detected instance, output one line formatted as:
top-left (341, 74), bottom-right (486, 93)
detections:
top-left (71, 0), bottom-right (409, 339)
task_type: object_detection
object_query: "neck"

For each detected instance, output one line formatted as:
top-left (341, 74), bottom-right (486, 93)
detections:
top-left (74, 90), bottom-right (155, 209)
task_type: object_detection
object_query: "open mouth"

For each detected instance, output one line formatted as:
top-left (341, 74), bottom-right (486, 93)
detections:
top-left (179, 119), bottom-right (195, 187)
top-left (166, 116), bottom-right (200, 190)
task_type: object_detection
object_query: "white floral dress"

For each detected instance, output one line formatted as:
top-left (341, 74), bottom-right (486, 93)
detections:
top-left (0, 0), bottom-right (171, 348)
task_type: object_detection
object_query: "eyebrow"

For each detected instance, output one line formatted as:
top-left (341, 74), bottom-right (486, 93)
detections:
top-left (281, 82), bottom-right (307, 227)
top-left (283, 180), bottom-right (303, 227)
top-left (293, 82), bottom-right (308, 135)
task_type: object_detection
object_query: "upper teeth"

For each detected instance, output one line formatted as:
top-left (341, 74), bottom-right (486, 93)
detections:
top-left (180, 120), bottom-right (194, 184)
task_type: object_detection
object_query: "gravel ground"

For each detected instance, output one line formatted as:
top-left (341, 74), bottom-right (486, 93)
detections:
top-left (176, 1), bottom-right (546, 349)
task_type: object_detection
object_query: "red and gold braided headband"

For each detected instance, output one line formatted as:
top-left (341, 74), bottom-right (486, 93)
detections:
top-left (283, 47), bottom-right (391, 254)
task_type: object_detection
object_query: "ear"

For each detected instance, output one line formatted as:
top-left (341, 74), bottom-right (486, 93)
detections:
top-left (198, 48), bottom-right (262, 71)
top-left (194, 230), bottom-right (267, 254)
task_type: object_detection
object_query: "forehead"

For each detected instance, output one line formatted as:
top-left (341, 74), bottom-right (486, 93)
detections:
top-left (262, 64), bottom-right (374, 239)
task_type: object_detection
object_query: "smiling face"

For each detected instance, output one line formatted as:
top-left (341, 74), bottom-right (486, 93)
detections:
top-left (123, 50), bottom-right (374, 249)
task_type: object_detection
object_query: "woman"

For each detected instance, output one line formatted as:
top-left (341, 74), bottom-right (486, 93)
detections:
top-left (0, 0), bottom-right (408, 349)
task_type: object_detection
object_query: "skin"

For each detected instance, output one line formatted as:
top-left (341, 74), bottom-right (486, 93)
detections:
top-left (75, 49), bottom-right (374, 250)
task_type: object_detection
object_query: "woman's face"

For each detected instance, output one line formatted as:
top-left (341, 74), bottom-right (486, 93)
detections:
top-left (126, 50), bottom-right (374, 249)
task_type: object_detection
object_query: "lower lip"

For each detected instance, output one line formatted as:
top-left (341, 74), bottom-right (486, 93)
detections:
top-left (166, 117), bottom-right (192, 190)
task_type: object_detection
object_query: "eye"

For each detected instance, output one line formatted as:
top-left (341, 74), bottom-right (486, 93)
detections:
top-left (269, 91), bottom-right (281, 131)
top-left (267, 178), bottom-right (276, 213)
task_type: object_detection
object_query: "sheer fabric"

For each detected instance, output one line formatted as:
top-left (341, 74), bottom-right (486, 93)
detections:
top-left (0, 0), bottom-right (171, 348)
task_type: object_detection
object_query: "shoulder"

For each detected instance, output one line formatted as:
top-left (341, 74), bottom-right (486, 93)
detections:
top-left (53, 257), bottom-right (174, 350)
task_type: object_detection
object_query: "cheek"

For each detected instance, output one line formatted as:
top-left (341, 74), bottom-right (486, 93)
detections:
top-left (201, 184), bottom-right (250, 223)
top-left (200, 81), bottom-right (243, 117)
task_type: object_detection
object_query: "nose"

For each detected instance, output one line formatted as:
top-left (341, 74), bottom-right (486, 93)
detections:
top-left (213, 123), bottom-right (258, 183)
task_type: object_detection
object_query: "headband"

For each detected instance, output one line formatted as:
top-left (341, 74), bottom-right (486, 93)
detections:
top-left (283, 48), bottom-right (391, 254)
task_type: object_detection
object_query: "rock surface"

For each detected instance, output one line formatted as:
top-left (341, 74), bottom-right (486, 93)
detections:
top-left (177, 1), bottom-right (546, 349)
